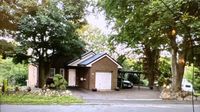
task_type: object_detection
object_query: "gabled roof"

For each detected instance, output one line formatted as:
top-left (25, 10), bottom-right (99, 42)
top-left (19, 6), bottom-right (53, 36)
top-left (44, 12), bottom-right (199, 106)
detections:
top-left (67, 51), bottom-right (122, 69)
top-left (68, 51), bottom-right (95, 66)
top-left (78, 53), bottom-right (106, 65)
top-left (78, 53), bottom-right (122, 69)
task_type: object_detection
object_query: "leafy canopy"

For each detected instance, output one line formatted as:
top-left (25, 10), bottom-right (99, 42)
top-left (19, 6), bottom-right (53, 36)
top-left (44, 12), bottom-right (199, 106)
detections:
top-left (15, 0), bottom-right (86, 63)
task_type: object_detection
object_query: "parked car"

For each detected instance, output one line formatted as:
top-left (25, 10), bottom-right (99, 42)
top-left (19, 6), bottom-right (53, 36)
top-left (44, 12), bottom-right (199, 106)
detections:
top-left (118, 80), bottom-right (133, 89)
top-left (122, 80), bottom-right (133, 88)
top-left (182, 79), bottom-right (194, 92)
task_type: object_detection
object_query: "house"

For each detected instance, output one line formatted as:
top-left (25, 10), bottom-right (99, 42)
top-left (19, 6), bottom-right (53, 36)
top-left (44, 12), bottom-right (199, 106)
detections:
top-left (28, 51), bottom-right (122, 91)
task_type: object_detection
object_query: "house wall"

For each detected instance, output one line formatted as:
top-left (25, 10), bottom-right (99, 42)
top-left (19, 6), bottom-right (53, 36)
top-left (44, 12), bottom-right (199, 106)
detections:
top-left (76, 67), bottom-right (90, 89)
top-left (89, 57), bottom-right (118, 90)
top-left (27, 64), bottom-right (38, 87)
top-left (64, 67), bottom-right (90, 89)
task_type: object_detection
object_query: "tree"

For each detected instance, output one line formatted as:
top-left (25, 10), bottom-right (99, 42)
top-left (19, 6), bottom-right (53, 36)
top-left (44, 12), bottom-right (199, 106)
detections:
top-left (100, 0), bottom-right (200, 92)
top-left (0, 39), bottom-right (15, 59)
top-left (16, 0), bottom-right (86, 88)
top-left (0, 58), bottom-right (28, 86)
top-left (99, 0), bottom-right (164, 89)
top-left (147, 0), bottom-right (200, 92)
top-left (78, 25), bottom-right (110, 53)
top-left (0, 0), bottom-right (39, 31)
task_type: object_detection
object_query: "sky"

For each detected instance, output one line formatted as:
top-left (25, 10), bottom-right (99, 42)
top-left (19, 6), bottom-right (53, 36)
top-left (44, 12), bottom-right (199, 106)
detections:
top-left (85, 6), bottom-right (113, 35)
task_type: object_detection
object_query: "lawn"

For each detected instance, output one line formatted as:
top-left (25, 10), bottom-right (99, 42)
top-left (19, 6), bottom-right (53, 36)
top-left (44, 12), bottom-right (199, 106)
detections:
top-left (0, 93), bottom-right (83, 105)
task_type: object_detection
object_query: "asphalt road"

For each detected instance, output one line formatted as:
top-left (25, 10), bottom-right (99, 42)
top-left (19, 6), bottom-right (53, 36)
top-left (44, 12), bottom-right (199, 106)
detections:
top-left (1, 103), bottom-right (200, 112)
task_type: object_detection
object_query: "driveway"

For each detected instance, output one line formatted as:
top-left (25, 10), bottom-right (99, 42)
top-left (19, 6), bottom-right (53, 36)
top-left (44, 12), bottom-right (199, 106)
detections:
top-left (70, 86), bottom-right (161, 101)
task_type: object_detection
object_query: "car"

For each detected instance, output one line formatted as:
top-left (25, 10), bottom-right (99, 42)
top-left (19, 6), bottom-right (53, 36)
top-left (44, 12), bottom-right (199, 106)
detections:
top-left (118, 80), bottom-right (133, 89)
top-left (182, 79), bottom-right (194, 92)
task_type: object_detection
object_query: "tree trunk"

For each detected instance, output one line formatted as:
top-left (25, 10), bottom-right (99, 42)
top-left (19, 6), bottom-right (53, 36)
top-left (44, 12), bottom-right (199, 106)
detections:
top-left (38, 59), bottom-right (46, 88)
top-left (169, 31), bottom-right (188, 92)
top-left (170, 46), bottom-right (179, 91)
top-left (176, 54), bottom-right (185, 91)
top-left (143, 45), bottom-right (160, 89)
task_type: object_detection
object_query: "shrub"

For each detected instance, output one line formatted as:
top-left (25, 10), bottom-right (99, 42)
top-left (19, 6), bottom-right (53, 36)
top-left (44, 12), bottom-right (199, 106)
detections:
top-left (50, 74), bottom-right (67, 90)
top-left (9, 73), bottom-right (27, 86)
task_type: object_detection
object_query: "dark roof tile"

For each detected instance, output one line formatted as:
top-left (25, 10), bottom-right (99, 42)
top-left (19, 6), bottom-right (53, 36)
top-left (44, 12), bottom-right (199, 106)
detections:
top-left (78, 52), bottom-right (106, 66)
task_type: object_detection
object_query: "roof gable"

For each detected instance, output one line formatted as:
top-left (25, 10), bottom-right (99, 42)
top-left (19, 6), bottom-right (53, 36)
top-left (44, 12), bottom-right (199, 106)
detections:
top-left (78, 53), bottom-right (122, 69)
top-left (68, 51), bottom-right (95, 66)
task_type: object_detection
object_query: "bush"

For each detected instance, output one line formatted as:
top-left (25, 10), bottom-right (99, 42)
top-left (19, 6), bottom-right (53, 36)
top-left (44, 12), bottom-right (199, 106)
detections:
top-left (9, 73), bottom-right (27, 86)
top-left (50, 74), bottom-right (67, 90)
top-left (0, 58), bottom-right (28, 86)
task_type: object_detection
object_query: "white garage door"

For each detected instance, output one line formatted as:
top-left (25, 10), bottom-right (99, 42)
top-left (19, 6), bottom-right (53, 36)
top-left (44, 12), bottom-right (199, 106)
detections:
top-left (95, 72), bottom-right (112, 90)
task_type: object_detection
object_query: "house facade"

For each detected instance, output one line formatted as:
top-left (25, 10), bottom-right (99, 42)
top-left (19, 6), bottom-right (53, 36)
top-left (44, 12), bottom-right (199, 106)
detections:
top-left (28, 51), bottom-right (122, 91)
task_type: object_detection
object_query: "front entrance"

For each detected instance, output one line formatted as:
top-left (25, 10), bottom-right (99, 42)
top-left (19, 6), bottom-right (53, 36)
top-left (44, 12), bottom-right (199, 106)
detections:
top-left (68, 69), bottom-right (76, 86)
top-left (95, 72), bottom-right (112, 90)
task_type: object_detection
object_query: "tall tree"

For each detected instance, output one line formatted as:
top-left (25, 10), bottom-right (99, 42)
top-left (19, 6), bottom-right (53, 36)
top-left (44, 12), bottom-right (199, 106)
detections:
top-left (16, 0), bottom-right (86, 88)
top-left (100, 0), bottom-right (200, 92)
top-left (100, 0), bottom-right (164, 89)
top-left (148, 0), bottom-right (200, 92)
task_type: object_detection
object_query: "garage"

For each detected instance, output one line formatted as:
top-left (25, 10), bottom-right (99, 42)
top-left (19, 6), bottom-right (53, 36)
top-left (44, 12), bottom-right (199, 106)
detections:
top-left (66, 52), bottom-right (122, 90)
top-left (95, 72), bottom-right (112, 90)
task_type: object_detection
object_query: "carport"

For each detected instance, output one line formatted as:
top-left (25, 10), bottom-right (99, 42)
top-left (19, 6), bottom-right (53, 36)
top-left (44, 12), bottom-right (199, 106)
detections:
top-left (118, 70), bottom-right (144, 89)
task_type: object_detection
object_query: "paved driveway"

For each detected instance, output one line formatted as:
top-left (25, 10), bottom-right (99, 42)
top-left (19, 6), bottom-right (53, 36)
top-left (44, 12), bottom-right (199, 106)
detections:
top-left (70, 86), bottom-right (161, 101)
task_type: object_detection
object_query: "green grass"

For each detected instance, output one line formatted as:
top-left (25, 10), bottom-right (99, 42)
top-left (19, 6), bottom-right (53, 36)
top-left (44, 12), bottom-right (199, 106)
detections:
top-left (0, 93), bottom-right (83, 105)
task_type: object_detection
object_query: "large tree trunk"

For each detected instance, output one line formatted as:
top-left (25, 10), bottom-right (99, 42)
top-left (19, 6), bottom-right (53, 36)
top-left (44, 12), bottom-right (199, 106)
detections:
top-left (169, 30), bottom-right (188, 92)
top-left (38, 58), bottom-right (51, 88)
top-left (171, 51), bottom-right (185, 92)
top-left (170, 36), bottom-right (180, 92)
top-left (143, 45), bottom-right (160, 89)
top-left (38, 60), bottom-right (46, 88)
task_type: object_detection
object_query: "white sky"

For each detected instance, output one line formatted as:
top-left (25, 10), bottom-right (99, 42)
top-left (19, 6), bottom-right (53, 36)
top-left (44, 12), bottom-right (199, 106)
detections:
top-left (85, 6), bottom-right (113, 35)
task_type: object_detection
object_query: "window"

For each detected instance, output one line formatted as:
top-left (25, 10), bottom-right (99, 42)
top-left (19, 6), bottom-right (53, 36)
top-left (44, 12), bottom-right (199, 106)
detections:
top-left (50, 68), bottom-right (55, 77)
top-left (60, 68), bottom-right (65, 77)
top-left (185, 85), bottom-right (191, 88)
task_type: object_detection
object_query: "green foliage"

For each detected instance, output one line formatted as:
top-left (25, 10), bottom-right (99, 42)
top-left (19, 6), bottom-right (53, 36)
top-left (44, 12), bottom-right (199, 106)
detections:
top-left (12, 53), bottom-right (29, 64)
top-left (14, 0), bottom-right (88, 64)
top-left (157, 57), bottom-right (172, 86)
top-left (16, 2), bottom-right (85, 61)
top-left (120, 58), bottom-right (142, 71)
top-left (78, 25), bottom-right (110, 53)
top-left (0, 58), bottom-right (28, 86)
top-left (159, 57), bottom-right (171, 77)
top-left (117, 55), bottom-right (126, 65)
top-left (51, 74), bottom-right (67, 90)
top-left (0, 39), bottom-right (15, 59)
top-left (0, 0), bottom-right (39, 31)
top-left (2, 79), bottom-right (8, 93)
top-left (15, 0), bottom-right (87, 87)
top-left (100, 0), bottom-right (200, 90)
top-left (9, 73), bottom-right (27, 86)
top-left (184, 66), bottom-right (200, 92)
